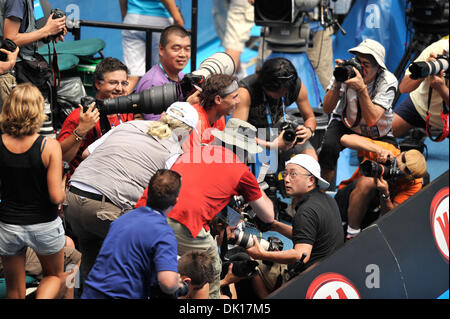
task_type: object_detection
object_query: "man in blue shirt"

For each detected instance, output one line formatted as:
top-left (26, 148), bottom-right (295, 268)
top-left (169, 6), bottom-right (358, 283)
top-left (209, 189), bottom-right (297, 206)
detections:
top-left (81, 169), bottom-right (185, 299)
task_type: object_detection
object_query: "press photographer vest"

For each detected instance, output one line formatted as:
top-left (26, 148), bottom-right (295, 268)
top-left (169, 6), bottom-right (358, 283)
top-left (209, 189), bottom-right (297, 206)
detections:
top-left (0, 0), bottom-right (37, 62)
top-left (239, 74), bottom-right (302, 140)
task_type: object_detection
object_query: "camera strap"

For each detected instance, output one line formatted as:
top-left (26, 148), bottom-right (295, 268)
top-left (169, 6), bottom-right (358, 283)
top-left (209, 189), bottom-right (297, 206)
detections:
top-left (425, 86), bottom-right (449, 142)
top-left (47, 41), bottom-right (61, 88)
top-left (342, 94), bottom-right (362, 129)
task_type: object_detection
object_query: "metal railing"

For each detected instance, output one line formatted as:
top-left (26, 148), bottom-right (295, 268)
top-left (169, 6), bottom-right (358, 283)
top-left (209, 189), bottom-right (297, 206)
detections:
top-left (66, 0), bottom-right (198, 72)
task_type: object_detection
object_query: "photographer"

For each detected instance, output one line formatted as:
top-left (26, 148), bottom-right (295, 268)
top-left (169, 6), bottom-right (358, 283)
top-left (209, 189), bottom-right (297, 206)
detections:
top-left (246, 154), bottom-right (344, 297)
top-left (1, 0), bottom-right (66, 95)
top-left (57, 57), bottom-right (136, 178)
top-left (318, 39), bottom-right (398, 185)
top-left (336, 134), bottom-right (427, 239)
top-left (64, 102), bottom-right (198, 287)
top-left (233, 57), bottom-right (318, 160)
top-left (393, 38), bottom-right (449, 140)
top-left (166, 118), bottom-right (275, 299)
top-left (81, 169), bottom-right (187, 299)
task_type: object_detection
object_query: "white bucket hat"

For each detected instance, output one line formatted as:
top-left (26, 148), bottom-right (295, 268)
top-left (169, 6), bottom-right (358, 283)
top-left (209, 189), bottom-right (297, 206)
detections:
top-left (212, 118), bottom-right (263, 154)
top-left (165, 102), bottom-right (199, 129)
top-left (285, 154), bottom-right (330, 190)
top-left (348, 39), bottom-right (387, 70)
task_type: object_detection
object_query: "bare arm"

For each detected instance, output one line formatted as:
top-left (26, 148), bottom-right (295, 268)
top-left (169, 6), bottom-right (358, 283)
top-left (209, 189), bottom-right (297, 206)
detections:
top-left (158, 271), bottom-right (184, 295)
top-left (340, 134), bottom-right (395, 161)
top-left (399, 76), bottom-right (423, 94)
top-left (43, 138), bottom-right (65, 204)
top-left (232, 87), bottom-right (251, 121)
top-left (295, 82), bottom-right (316, 142)
top-left (119, 0), bottom-right (128, 20)
top-left (3, 15), bottom-right (66, 47)
top-left (248, 192), bottom-right (275, 224)
top-left (247, 239), bottom-right (313, 265)
top-left (269, 219), bottom-right (293, 240)
top-left (161, 0), bottom-right (184, 26)
top-left (59, 104), bottom-right (99, 162)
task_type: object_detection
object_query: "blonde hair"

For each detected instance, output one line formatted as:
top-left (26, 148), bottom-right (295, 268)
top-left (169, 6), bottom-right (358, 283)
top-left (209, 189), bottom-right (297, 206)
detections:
top-left (404, 149), bottom-right (427, 178)
top-left (0, 83), bottom-right (47, 137)
top-left (147, 110), bottom-right (191, 139)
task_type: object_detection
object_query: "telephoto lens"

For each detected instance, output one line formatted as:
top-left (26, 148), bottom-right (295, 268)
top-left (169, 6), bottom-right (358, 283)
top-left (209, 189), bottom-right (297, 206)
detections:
top-left (409, 55), bottom-right (449, 80)
top-left (230, 229), bottom-right (271, 250)
top-left (99, 82), bottom-right (178, 115)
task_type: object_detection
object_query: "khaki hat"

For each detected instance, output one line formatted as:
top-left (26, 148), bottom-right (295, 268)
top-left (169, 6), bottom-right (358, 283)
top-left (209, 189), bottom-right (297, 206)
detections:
top-left (348, 39), bottom-right (387, 69)
top-left (212, 118), bottom-right (263, 154)
top-left (403, 149), bottom-right (427, 178)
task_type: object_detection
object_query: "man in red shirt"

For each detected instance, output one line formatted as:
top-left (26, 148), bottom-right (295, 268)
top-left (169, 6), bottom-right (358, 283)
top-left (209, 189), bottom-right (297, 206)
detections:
top-left (57, 57), bottom-right (136, 177)
top-left (184, 74), bottom-right (240, 151)
top-left (168, 118), bottom-right (275, 299)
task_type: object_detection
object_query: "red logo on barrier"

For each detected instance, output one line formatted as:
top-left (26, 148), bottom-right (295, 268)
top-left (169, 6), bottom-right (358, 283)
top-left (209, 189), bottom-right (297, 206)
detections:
top-left (430, 187), bottom-right (449, 262)
top-left (306, 273), bottom-right (361, 299)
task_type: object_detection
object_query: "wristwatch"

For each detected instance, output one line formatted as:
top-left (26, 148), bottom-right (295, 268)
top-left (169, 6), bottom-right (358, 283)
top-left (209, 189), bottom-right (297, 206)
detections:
top-left (73, 129), bottom-right (85, 142)
top-left (380, 193), bottom-right (390, 200)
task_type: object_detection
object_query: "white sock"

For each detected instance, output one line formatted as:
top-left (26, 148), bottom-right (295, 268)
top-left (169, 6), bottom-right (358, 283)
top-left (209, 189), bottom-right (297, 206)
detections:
top-left (346, 225), bottom-right (361, 238)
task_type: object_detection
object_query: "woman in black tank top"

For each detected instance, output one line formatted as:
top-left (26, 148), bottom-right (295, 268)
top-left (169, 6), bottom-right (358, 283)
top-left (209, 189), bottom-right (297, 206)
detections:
top-left (0, 83), bottom-right (66, 299)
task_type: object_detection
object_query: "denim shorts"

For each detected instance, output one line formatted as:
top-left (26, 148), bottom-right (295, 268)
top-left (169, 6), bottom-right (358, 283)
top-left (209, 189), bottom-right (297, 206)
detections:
top-left (0, 217), bottom-right (65, 256)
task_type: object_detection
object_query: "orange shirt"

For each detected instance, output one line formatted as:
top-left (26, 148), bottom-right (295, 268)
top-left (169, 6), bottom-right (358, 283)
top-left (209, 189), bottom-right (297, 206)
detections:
top-left (182, 103), bottom-right (226, 151)
top-left (338, 138), bottom-right (422, 205)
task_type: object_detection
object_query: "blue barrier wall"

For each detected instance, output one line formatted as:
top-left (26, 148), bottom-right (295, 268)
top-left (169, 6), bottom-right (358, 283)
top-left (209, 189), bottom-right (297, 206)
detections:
top-left (47, 0), bottom-right (218, 62)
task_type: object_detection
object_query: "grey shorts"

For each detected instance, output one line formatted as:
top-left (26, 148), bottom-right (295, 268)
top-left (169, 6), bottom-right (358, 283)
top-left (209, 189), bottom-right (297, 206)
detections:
top-left (0, 217), bottom-right (65, 256)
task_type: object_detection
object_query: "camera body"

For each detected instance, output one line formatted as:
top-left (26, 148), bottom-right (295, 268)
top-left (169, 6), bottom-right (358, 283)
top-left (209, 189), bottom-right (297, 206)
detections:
top-left (279, 121), bottom-right (297, 144)
top-left (333, 57), bottom-right (364, 82)
top-left (0, 38), bottom-right (17, 62)
top-left (409, 53), bottom-right (449, 80)
top-left (359, 158), bottom-right (402, 181)
top-left (43, 9), bottom-right (66, 44)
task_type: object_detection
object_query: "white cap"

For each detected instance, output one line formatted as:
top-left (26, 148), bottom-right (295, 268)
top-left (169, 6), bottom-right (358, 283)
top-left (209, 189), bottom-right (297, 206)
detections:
top-left (166, 102), bottom-right (199, 129)
top-left (285, 154), bottom-right (330, 190)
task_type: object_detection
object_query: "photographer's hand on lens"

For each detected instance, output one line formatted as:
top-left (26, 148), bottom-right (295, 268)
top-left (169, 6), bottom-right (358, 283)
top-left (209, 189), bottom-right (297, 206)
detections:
top-left (246, 235), bottom-right (265, 260)
top-left (429, 70), bottom-right (447, 90)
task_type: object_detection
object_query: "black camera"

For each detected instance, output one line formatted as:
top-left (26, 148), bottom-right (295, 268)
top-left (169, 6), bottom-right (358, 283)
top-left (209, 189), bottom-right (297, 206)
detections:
top-left (43, 9), bottom-right (66, 44)
top-left (333, 57), bottom-right (364, 82)
top-left (359, 158), bottom-right (402, 180)
top-left (0, 38), bottom-right (17, 62)
top-left (80, 96), bottom-right (96, 112)
top-left (279, 121), bottom-right (298, 144)
top-left (98, 52), bottom-right (235, 115)
top-left (409, 53), bottom-right (449, 80)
